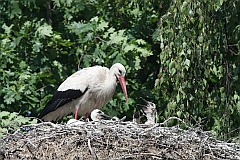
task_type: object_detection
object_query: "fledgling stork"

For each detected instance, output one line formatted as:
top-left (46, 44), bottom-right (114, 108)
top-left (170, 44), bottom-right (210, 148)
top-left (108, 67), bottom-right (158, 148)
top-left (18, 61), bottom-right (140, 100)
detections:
top-left (90, 109), bottom-right (110, 121)
top-left (141, 98), bottom-right (157, 125)
top-left (67, 119), bottom-right (85, 126)
top-left (111, 116), bottom-right (126, 121)
top-left (39, 63), bottom-right (128, 122)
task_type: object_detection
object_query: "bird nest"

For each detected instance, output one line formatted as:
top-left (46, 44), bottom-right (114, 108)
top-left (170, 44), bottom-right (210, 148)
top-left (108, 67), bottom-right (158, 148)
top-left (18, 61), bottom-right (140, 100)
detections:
top-left (1, 118), bottom-right (240, 160)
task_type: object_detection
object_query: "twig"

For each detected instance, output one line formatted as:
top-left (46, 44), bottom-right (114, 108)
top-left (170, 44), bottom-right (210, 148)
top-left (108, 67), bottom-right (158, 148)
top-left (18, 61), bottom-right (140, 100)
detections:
top-left (85, 127), bottom-right (98, 160)
top-left (1, 120), bottom-right (240, 159)
top-left (21, 122), bottom-right (61, 129)
top-left (159, 116), bottom-right (191, 128)
top-left (88, 138), bottom-right (97, 160)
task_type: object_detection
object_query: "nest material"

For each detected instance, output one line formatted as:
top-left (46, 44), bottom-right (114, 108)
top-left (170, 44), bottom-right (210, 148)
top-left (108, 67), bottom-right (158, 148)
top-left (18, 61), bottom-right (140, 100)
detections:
top-left (1, 118), bottom-right (240, 160)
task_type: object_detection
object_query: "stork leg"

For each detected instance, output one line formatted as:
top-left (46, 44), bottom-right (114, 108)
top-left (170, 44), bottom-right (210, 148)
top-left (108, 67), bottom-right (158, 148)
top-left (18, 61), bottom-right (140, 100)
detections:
top-left (84, 113), bottom-right (89, 122)
top-left (74, 107), bottom-right (79, 119)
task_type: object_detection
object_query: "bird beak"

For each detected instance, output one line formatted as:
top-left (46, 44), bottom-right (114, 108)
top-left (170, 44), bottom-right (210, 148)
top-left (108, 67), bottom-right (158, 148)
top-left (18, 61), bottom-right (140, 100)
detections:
top-left (118, 76), bottom-right (128, 103)
top-left (136, 104), bottom-right (147, 109)
top-left (99, 113), bottom-right (110, 120)
top-left (140, 97), bottom-right (149, 104)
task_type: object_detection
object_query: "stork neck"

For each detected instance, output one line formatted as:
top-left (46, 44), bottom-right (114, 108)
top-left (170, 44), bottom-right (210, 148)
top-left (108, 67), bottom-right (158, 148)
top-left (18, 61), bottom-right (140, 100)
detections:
top-left (109, 66), bottom-right (116, 76)
top-left (108, 68), bottom-right (117, 82)
top-left (146, 114), bottom-right (156, 123)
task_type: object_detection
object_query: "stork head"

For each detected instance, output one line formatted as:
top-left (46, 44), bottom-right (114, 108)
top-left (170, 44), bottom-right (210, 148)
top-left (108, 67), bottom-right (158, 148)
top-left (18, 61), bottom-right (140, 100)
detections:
top-left (142, 102), bottom-right (156, 115)
top-left (111, 63), bottom-right (128, 103)
top-left (90, 109), bottom-right (110, 121)
top-left (140, 97), bottom-right (157, 116)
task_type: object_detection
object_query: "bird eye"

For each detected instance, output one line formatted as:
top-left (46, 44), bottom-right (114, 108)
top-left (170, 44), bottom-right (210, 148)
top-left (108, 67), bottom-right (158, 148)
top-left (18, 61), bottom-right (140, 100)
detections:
top-left (118, 69), bottom-right (122, 75)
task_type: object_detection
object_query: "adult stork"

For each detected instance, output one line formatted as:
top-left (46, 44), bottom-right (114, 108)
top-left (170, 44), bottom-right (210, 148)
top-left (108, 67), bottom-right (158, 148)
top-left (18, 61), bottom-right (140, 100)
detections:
top-left (39, 63), bottom-right (128, 122)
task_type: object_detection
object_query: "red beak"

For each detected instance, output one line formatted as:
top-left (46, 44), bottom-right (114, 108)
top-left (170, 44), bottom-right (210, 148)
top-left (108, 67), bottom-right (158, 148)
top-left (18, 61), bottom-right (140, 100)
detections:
top-left (118, 76), bottom-right (128, 103)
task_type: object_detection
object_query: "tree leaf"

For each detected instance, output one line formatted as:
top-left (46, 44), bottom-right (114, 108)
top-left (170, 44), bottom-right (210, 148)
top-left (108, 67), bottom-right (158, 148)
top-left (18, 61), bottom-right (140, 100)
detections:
top-left (0, 111), bottom-right (10, 119)
top-left (36, 24), bottom-right (53, 38)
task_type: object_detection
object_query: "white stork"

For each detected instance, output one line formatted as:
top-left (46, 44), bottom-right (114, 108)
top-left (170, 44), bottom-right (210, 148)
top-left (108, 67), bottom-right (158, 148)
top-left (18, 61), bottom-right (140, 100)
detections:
top-left (111, 116), bottom-right (126, 121)
top-left (67, 119), bottom-right (85, 126)
top-left (132, 110), bottom-right (141, 124)
top-left (141, 98), bottom-right (157, 125)
top-left (90, 109), bottom-right (110, 121)
top-left (39, 63), bottom-right (128, 121)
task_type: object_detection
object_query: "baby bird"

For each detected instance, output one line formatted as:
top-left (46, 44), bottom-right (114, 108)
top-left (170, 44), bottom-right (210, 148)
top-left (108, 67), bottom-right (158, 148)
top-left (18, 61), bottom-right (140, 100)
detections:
top-left (90, 109), bottom-right (110, 121)
top-left (67, 119), bottom-right (85, 126)
top-left (140, 98), bottom-right (157, 125)
top-left (111, 116), bottom-right (126, 121)
top-left (132, 110), bottom-right (141, 124)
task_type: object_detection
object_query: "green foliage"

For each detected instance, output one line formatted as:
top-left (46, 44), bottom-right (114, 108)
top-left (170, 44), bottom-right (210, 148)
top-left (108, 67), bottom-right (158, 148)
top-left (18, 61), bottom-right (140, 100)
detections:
top-left (0, 111), bottom-right (37, 137)
top-left (0, 0), bottom-right (239, 141)
top-left (153, 0), bottom-right (240, 140)
top-left (0, 0), bottom-right (154, 122)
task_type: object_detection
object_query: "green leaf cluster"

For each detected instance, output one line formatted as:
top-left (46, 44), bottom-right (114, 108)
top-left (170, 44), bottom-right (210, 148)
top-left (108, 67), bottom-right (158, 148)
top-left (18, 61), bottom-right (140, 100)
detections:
top-left (0, 111), bottom-right (37, 137)
top-left (153, 0), bottom-right (240, 140)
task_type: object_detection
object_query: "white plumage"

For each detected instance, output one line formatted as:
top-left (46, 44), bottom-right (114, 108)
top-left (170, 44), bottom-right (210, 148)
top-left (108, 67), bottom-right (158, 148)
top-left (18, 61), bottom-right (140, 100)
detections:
top-left (90, 109), bottom-right (109, 121)
top-left (39, 63), bottom-right (128, 121)
top-left (67, 119), bottom-right (85, 126)
top-left (142, 100), bottom-right (157, 125)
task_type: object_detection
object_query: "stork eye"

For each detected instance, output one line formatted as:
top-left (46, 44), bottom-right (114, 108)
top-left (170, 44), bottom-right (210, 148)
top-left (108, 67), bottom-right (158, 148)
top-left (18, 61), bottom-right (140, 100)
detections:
top-left (118, 69), bottom-right (122, 75)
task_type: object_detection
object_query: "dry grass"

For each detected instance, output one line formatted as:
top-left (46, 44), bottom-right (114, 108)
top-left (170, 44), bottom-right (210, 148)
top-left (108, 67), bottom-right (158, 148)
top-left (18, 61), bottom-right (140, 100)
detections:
top-left (1, 118), bottom-right (240, 160)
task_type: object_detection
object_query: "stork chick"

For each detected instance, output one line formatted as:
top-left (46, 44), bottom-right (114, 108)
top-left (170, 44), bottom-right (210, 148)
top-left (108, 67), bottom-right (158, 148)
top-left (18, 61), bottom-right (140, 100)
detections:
top-left (132, 110), bottom-right (141, 124)
top-left (111, 116), bottom-right (126, 121)
top-left (67, 119), bottom-right (85, 126)
top-left (90, 109), bottom-right (110, 121)
top-left (141, 98), bottom-right (157, 125)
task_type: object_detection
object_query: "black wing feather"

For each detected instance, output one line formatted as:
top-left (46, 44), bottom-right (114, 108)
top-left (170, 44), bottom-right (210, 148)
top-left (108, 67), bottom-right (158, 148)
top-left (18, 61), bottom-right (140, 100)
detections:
top-left (39, 88), bottom-right (88, 119)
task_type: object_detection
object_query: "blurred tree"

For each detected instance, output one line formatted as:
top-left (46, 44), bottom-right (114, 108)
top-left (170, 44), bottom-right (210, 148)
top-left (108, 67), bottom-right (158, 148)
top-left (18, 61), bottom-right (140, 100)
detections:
top-left (153, 0), bottom-right (240, 140)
